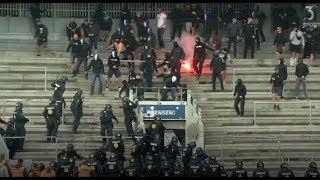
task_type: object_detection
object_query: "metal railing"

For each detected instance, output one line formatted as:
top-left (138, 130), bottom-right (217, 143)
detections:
top-left (132, 86), bottom-right (185, 103)
top-left (0, 66), bottom-right (47, 91)
top-left (253, 100), bottom-right (312, 126)
top-left (0, 3), bottom-right (254, 19)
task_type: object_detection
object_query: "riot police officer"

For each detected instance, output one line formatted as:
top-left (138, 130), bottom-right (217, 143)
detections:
top-left (43, 99), bottom-right (60, 143)
top-left (143, 154), bottom-right (158, 177)
top-left (304, 161), bottom-right (320, 177)
top-left (122, 97), bottom-right (138, 137)
top-left (93, 145), bottom-right (107, 167)
top-left (165, 137), bottom-right (180, 168)
top-left (131, 137), bottom-right (147, 170)
top-left (220, 165), bottom-right (228, 177)
top-left (182, 142), bottom-right (196, 172)
top-left (70, 89), bottom-right (83, 134)
top-left (252, 160), bottom-right (270, 177)
top-left (146, 116), bottom-right (166, 152)
top-left (278, 162), bottom-right (295, 177)
top-left (172, 161), bottom-right (185, 176)
top-left (187, 155), bottom-right (202, 176)
top-left (124, 158), bottom-right (141, 177)
top-left (57, 143), bottom-right (82, 161)
top-left (135, 127), bottom-right (147, 144)
top-left (51, 76), bottom-right (68, 97)
top-left (159, 158), bottom-right (172, 176)
top-left (195, 147), bottom-right (208, 162)
top-left (57, 155), bottom-right (76, 177)
top-left (100, 104), bottom-right (118, 148)
top-left (202, 155), bottom-right (221, 177)
top-left (52, 90), bottom-right (66, 122)
top-left (111, 133), bottom-right (125, 167)
top-left (4, 119), bottom-right (16, 159)
top-left (13, 102), bottom-right (29, 151)
top-left (87, 153), bottom-right (102, 177)
top-left (231, 160), bottom-right (248, 177)
top-left (104, 153), bottom-right (123, 177)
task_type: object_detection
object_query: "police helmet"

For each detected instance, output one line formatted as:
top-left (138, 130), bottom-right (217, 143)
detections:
top-left (89, 153), bottom-right (95, 159)
top-left (67, 143), bottom-right (74, 150)
top-left (76, 89), bottom-right (83, 95)
top-left (69, 158), bottom-right (75, 164)
top-left (309, 161), bottom-right (317, 169)
top-left (171, 137), bottom-right (178, 145)
top-left (49, 161), bottom-right (56, 167)
top-left (105, 104), bottom-right (112, 111)
top-left (188, 142), bottom-right (196, 148)
top-left (49, 98), bottom-right (56, 104)
top-left (116, 133), bottom-right (122, 140)
top-left (280, 162), bottom-right (288, 169)
top-left (257, 160), bottom-right (264, 168)
top-left (137, 127), bottom-right (144, 133)
top-left (15, 102), bottom-right (23, 109)
top-left (110, 153), bottom-right (116, 159)
top-left (235, 160), bottom-right (243, 168)
top-left (38, 163), bottom-right (45, 171)
top-left (154, 116), bottom-right (161, 121)
top-left (147, 155), bottom-right (154, 161)
top-left (60, 76), bottom-right (68, 83)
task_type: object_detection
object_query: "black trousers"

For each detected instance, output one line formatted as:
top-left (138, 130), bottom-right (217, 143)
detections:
top-left (212, 72), bottom-right (224, 91)
top-left (227, 37), bottom-right (238, 58)
top-left (15, 124), bottom-right (26, 150)
top-left (72, 114), bottom-right (81, 133)
top-left (101, 124), bottom-right (113, 146)
top-left (74, 56), bottom-right (88, 76)
top-left (257, 22), bottom-right (266, 42)
top-left (124, 114), bottom-right (135, 137)
top-left (244, 39), bottom-right (255, 59)
top-left (193, 56), bottom-right (205, 76)
top-left (171, 23), bottom-right (183, 40)
top-left (143, 71), bottom-right (153, 89)
top-left (234, 97), bottom-right (245, 116)
top-left (47, 118), bottom-right (59, 142)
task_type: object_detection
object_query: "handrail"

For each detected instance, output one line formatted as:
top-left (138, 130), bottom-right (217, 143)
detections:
top-left (253, 100), bottom-right (312, 126)
top-left (134, 86), bottom-right (184, 103)
top-left (0, 65), bottom-right (47, 91)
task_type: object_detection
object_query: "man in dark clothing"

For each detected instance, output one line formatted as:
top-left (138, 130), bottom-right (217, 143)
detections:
top-left (146, 117), bottom-right (166, 152)
top-left (43, 99), bottom-right (60, 143)
top-left (111, 133), bottom-right (125, 167)
top-left (87, 19), bottom-right (100, 56)
top-left (193, 37), bottom-right (214, 79)
top-left (109, 27), bottom-right (123, 46)
top-left (30, 3), bottom-right (44, 29)
top-left (94, 4), bottom-right (113, 43)
top-left (94, 146), bottom-right (107, 167)
top-left (34, 20), bottom-right (49, 56)
top-left (67, 34), bottom-right (81, 74)
top-left (304, 161), bottom-right (320, 177)
top-left (70, 89), bottom-right (83, 134)
top-left (51, 76), bottom-right (68, 99)
top-left (187, 155), bottom-right (202, 176)
top-left (227, 17), bottom-right (241, 58)
top-left (170, 3), bottom-right (184, 41)
top-left (104, 153), bottom-right (123, 177)
top-left (100, 104), bottom-right (118, 148)
top-left (161, 76), bottom-right (180, 101)
top-left (122, 30), bottom-right (137, 69)
top-left (255, 6), bottom-right (266, 43)
top-left (120, 4), bottom-right (131, 27)
top-left (66, 17), bottom-right (80, 52)
top-left (234, 79), bottom-right (247, 117)
top-left (278, 162), bottom-right (295, 177)
top-left (85, 54), bottom-right (105, 95)
top-left (202, 155), bottom-right (222, 177)
top-left (203, 8), bottom-right (219, 45)
top-left (269, 67), bottom-right (283, 110)
top-left (252, 161), bottom-right (270, 177)
top-left (231, 160), bottom-right (248, 177)
top-left (57, 155), bottom-right (76, 177)
top-left (309, 24), bottom-right (320, 66)
top-left (57, 143), bottom-right (82, 161)
top-left (295, 58), bottom-right (309, 100)
top-left (122, 97), bottom-right (138, 137)
top-left (13, 102), bottom-right (29, 152)
top-left (210, 50), bottom-right (224, 92)
top-left (223, 3), bottom-right (234, 26)
top-left (119, 80), bottom-right (130, 98)
top-left (182, 142), bottom-right (196, 172)
top-left (276, 58), bottom-right (288, 99)
top-left (139, 43), bottom-right (157, 89)
top-left (52, 88), bottom-right (66, 122)
top-left (80, 19), bottom-right (89, 40)
top-left (106, 50), bottom-right (122, 92)
top-left (170, 41), bottom-right (185, 84)
top-left (242, 17), bottom-right (255, 59)
top-left (4, 119), bottom-right (16, 159)
top-left (72, 38), bottom-right (90, 78)
top-left (273, 26), bottom-right (287, 59)
top-left (164, 137), bottom-right (180, 168)
top-left (125, 158), bottom-right (141, 177)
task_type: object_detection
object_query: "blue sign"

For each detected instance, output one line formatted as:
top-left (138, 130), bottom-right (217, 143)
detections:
top-left (139, 105), bottom-right (186, 121)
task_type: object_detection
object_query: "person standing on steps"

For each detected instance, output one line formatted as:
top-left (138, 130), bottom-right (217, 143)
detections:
top-left (210, 50), bottom-right (224, 92)
top-left (295, 58), bottom-right (309, 100)
top-left (72, 38), bottom-right (90, 78)
top-left (106, 50), bottom-right (122, 93)
top-left (193, 37), bottom-right (214, 80)
top-left (70, 89), bottom-right (83, 134)
top-left (156, 7), bottom-right (167, 50)
top-left (241, 17), bottom-right (255, 59)
top-left (122, 97), bottom-right (138, 137)
top-left (227, 17), bottom-right (241, 59)
top-left (85, 54), bottom-right (105, 96)
top-left (233, 79), bottom-right (247, 117)
top-left (269, 67), bottom-right (282, 110)
top-left (13, 102), bottom-right (29, 152)
top-left (100, 104), bottom-right (118, 149)
top-left (276, 58), bottom-right (288, 100)
top-left (43, 99), bottom-right (60, 143)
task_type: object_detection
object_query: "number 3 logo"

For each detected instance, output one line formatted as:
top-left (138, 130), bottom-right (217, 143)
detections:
top-left (306, 5), bottom-right (315, 21)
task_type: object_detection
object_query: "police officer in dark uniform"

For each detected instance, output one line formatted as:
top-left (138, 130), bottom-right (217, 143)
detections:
top-left (148, 135), bottom-right (161, 171)
top-left (57, 143), bottom-right (82, 161)
top-left (252, 160), bottom-right (270, 177)
top-left (124, 158), bottom-right (141, 177)
top-left (104, 153), bottom-right (123, 177)
top-left (43, 99), bottom-right (60, 143)
top-left (220, 165), bottom-right (228, 177)
top-left (131, 137), bottom-right (147, 171)
top-left (4, 119), bottom-right (16, 159)
top-left (182, 141), bottom-right (196, 172)
top-left (57, 155), bottom-right (76, 177)
top-left (139, 42), bottom-right (157, 89)
top-left (51, 76), bottom-right (68, 97)
top-left (202, 155), bottom-right (221, 177)
top-left (304, 161), bottom-right (320, 177)
top-left (94, 145), bottom-right (107, 167)
top-left (135, 127), bottom-right (147, 144)
top-left (159, 158), bottom-right (172, 176)
top-left (165, 137), bottom-right (180, 168)
top-left (195, 147), bottom-right (208, 162)
top-left (146, 116), bottom-right (166, 152)
top-left (278, 162), bottom-right (295, 177)
top-left (143, 154), bottom-right (158, 177)
top-left (70, 89), bottom-right (83, 134)
top-left (100, 104), bottom-right (118, 148)
top-left (187, 155), bottom-right (202, 176)
top-left (13, 102), bottom-right (29, 152)
top-left (122, 97), bottom-right (138, 137)
top-left (231, 160), bottom-right (247, 177)
top-left (172, 161), bottom-right (185, 176)
top-left (72, 38), bottom-right (90, 78)
top-left (193, 37), bottom-right (214, 79)
top-left (52, 90), bottom-right (66, 123)
top-left (87, 153), bottom-right (102, 177)
top-left (111, 133), bottom-right (125, 167)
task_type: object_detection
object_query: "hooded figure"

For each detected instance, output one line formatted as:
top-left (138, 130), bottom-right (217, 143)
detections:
top-left (233, 78), bottom-right (247, 117)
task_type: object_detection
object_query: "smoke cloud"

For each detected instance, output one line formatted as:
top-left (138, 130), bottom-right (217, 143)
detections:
top-left (178, 32), bottom-right (196, 61)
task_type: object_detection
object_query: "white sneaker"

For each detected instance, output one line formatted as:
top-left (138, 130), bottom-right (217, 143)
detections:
top-left (105, 88), bottom-right (109, 93)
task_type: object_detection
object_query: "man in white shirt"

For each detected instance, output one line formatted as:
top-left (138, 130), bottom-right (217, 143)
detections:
top-left (289, 22), bottom-right (305, 67)
top-left (157, 8), bottom-right (167, 50)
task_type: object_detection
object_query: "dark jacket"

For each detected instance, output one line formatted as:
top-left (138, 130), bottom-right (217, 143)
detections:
top-left (295, 63), bottom-right (309, 77)
top-left (108, 55), bottom-right (120, 70)
top-left (234, 83), bottom-right (247, 98)
top-left (231, 168), bottom-right (248, 177)
top-left (43, 103), bottom-right (60, 120)
top-left (30, 4), bottom-right (43, 18)
top-left (273, 32), bottom-right (287, 46)
top-left (66, 21), bottom-right (80, 38)
top-left (123, 32), bottom-right (137, 51)
top-left (241, 22), bottom-right (255, 41)
top-left (70, 39), bottom-right (81, 54)
top-left (277, 63), bottom-right (288, 80)
top-left (210, 55), bottom-right (223, 73)
top-left (100, 110), bottom-right (117, 126)
top-left (88, 23), bottom-right (100, 37)
top-left (170, 46), bottom-right (185, 62)
top-left (193, 42), bottom-right (214, 58)
top-left (78, 41), bottom-right (90, 57)
top-left (86, 58), bottom-right (105, 74)
top-left (35, 24), bottom-right (48, 40)
top-left (252, 168), bottom-right (270, 177)
top-left (227, 22), bottom-right (241, 38)
top-left (269, 72), bottom-right (282, 87)
top-left (139, 46), bottom-right (157, 72)
top-left (13, 109), bottom-right (29, 125)
top-left (70, 94), bottom-right (83, 116)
